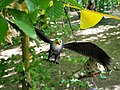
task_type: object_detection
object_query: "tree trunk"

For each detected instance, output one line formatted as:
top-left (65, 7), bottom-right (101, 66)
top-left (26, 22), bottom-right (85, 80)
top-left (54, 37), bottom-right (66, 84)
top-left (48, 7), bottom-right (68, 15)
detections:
top-left (22, 32), bottom-right (31, 90)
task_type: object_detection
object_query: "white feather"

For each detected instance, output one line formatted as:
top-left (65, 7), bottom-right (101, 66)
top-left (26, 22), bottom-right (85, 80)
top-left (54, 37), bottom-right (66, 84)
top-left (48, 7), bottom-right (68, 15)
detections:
top-left (52, 39), bottom-right (63, 52)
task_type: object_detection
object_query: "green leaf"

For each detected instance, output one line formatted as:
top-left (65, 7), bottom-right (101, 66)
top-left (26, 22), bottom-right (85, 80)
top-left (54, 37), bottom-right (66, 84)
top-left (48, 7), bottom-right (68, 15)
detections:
top-left (9, 9), bottom-right (39, 41)
top-left (0, 16), bottom-right (8, 44)
top-left (25, 0), bottom-right (50, 12)
top-left (18, 0), bottom-right (23, 4)
top-left (39, 0), bottom-right (51, 10)
top-left (24, 0), bottom-right (39, 12)
top-left (28, 9), bottom-right (39, 24)
top-left (46, 0), bottom-right (64, 21)
top-left (66, 0), bottom-right (83, 9)
top-left (14, 20), bottom-right (38, 40)
top-left (0, 0), bottom-right (14, 10)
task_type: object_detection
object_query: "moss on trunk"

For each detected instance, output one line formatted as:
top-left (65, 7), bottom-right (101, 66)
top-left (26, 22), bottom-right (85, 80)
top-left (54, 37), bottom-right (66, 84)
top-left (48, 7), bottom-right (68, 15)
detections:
top-left (22, 32), bottom-right (31, 90)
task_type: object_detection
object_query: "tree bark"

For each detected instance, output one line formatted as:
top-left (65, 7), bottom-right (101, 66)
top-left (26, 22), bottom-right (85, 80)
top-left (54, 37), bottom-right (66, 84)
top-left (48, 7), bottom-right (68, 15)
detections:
top-left (22, 32), bottom-right (31, 90)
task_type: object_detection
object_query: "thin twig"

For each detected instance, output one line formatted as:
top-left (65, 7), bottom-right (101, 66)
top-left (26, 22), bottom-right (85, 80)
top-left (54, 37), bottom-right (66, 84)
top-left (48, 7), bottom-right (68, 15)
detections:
top-left (64, 7), bottom-right (76, 41)
top-left (91, 77), bottom-right (98, 89)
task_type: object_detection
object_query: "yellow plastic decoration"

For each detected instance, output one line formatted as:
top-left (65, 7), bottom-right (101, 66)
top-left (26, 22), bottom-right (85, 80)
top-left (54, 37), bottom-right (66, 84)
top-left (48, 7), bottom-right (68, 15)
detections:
top-left (80, 10), bottom-right (103, 29)
top-left (80, 9), bottom-right (120, 29)
top-left (64, 4), bottom-right (120, 29)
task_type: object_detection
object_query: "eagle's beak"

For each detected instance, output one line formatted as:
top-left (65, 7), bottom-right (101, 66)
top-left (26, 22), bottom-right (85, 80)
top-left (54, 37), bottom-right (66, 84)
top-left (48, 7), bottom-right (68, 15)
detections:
top-left (55, 40), bottom-right (60, 45)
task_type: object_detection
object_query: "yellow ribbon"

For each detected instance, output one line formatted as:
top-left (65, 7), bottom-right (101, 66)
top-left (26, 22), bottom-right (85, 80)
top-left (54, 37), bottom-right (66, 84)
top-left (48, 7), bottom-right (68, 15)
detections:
top-left (64, 4), bottom-right (120, 29)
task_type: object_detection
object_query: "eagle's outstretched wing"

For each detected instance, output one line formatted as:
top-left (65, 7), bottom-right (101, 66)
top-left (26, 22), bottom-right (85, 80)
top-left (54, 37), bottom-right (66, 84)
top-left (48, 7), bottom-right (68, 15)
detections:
top-left (64, 42), bottom-right (111, 68)
top-left (7, 20), bottom-right (51, 44)
top-left (35, 28), bottom-right (52, 44)
top-left (7, 20), bottom-right (22, 32)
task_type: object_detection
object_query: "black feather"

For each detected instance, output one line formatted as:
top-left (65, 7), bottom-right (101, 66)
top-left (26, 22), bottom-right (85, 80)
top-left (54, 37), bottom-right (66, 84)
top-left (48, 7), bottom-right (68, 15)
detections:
top-left (7, 20), bottom-right (22, 32)
top-left (7, 20), bottom-right (111, 68)
top-left (7, 20), bottom-right (52, 44)
top-left (64, 42), bottom-right (111, 68)
top-left (35, 28), bottom-right (52, 44)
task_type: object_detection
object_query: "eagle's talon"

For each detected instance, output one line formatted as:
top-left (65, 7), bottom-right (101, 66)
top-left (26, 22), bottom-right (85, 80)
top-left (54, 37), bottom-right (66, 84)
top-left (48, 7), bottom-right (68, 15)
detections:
top-left (55, 62), bottom-right (59, 64)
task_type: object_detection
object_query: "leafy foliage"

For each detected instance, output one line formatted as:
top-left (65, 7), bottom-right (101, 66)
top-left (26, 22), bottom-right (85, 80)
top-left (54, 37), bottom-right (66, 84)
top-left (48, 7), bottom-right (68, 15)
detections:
top-left (0, 0), bottom-right (119, 90)
top-left (0, 16), bottom-right (8, 44)
top-left (28, 9), bottom-right (39, 24)
top-left (66, 0), bottom-right (83, 9)
top-left (60, 78), bottom-right (89, 88)
top-left (25, 0), bottom-right (51, 12)
top-left (9, 9), bottom-right (39, 41)
top-left (46, 0), bottom-right (64, 21)
top-left (0, 55), bottom-right (20, 87)
top-left (0, 0), bottom-right (14, 10)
